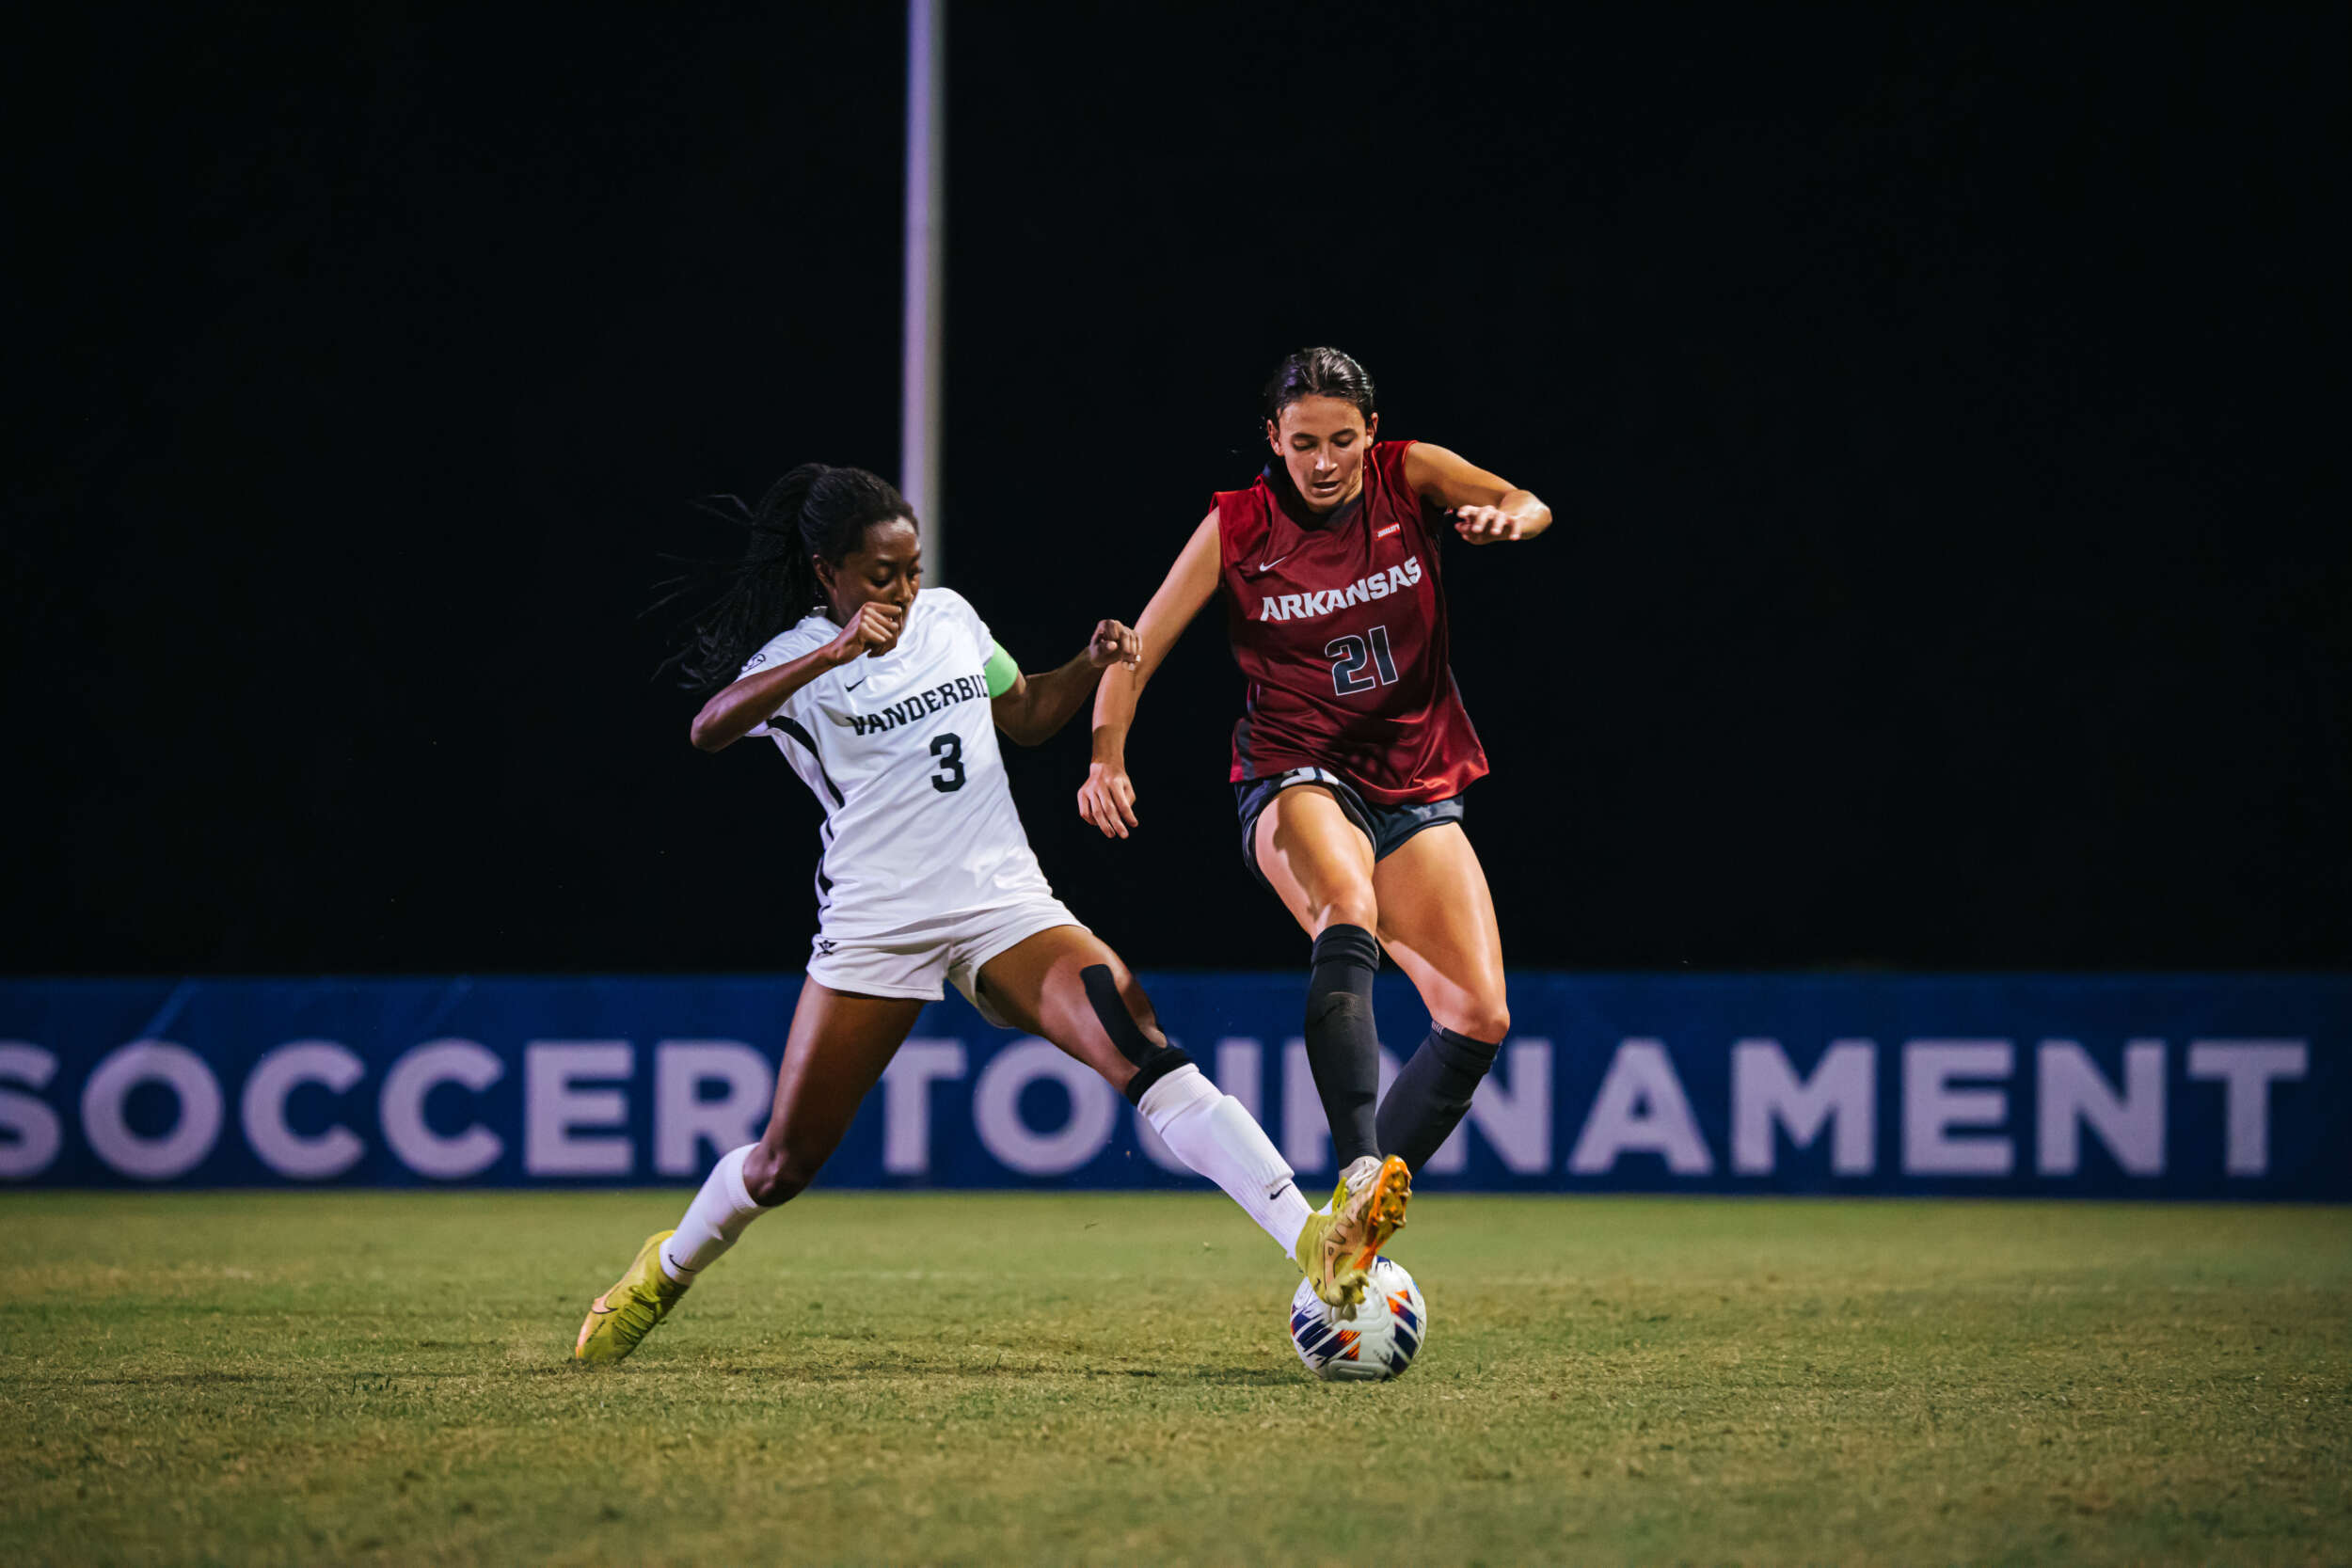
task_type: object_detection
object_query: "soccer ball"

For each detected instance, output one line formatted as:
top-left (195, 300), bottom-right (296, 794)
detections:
top-left (1287, 1256), bottom-right (1427, 1382)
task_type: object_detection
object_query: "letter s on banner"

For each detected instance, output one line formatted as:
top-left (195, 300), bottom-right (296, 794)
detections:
top-left (242, 1041), bottom-right (367, 1180)
top-left (381, 1039), bottom-right (504, 1180)
top-left (82, 1041), bottom-right (225, 1180)
top-left (973, 1039), bottom-right (1117, 1177)
top-left (0, 1044), bottom-right (62, 1180)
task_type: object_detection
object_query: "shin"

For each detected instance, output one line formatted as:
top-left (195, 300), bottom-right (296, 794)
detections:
top-left (1305, 924), bottom-right (1384, 1167)
top-left (660, 1145), bottom-right (778, 1283)
top-left (1376, 1024), bottom-right (1502, 1176)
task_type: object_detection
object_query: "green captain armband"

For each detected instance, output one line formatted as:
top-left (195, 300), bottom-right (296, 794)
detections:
top-left (982, 641), bottom-right (1020, 698)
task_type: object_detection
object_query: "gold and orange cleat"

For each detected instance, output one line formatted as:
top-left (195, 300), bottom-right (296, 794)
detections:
top-left (1291, 1155), bottom-right (1412, 1318)
top-left (1331, 1154), bottom-right (1412, 1269)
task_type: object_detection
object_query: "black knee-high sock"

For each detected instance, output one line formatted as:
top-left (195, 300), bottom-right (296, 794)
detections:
top-left (1377, 1024), bottom-right (1502, 1176)
top-left (1305, 924), bottom-right (1384, 1168)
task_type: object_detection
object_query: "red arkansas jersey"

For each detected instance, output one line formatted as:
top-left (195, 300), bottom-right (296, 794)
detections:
top-left (1215, 439), bottom-right (1488, 804)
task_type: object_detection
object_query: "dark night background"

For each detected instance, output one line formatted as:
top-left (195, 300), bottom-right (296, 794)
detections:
top-left (7, 4), bottom-right (2345, 975)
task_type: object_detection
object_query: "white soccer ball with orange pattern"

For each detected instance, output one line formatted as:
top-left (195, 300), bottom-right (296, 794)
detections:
top-left (1287, 1256), bottom-right (1427, 1381)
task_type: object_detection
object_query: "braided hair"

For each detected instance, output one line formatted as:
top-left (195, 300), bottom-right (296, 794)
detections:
top-left (660, 463), bottom-right (914, 691)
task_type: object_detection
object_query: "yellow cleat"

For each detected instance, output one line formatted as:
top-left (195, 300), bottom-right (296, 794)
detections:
top-left (573, 1229), bottom-right (689, 1364)
top-left (1294, 1201), bottom-right (1372, 1318)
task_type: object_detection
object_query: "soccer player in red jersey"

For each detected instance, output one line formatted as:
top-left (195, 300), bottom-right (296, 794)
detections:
top-left (1079, 347), bottom-right (1551, 1212)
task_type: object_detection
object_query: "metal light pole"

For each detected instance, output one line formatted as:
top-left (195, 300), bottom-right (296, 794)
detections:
top-left (900, 0), bottom-right (946, 581)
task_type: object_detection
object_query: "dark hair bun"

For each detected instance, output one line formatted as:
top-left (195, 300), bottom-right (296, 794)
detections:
top-left (1263, 347), bottom-right (1376, 424)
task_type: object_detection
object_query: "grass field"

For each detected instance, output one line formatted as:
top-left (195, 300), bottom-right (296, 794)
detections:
top-left (1, 1193), bottom-right (2346, 1566)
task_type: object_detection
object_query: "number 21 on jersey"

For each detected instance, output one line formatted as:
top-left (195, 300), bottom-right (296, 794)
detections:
top-left (1326, 625), bottom-right (1400, 696)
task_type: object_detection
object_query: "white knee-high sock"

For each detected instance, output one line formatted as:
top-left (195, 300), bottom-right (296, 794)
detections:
top-left (1138, 1065), bottom-right (1313, 1254)
top-left (659, 1145), bottom-right (774, 1284)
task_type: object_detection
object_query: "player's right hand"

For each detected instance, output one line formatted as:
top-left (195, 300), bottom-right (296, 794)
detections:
top-left (828, 601), bottom-right (904, 663)
top-left (1077, 759), bottom-right (1139, 839)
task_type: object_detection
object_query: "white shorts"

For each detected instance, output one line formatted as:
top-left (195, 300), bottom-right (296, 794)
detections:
top-left (803, 894), bottom-right (1085, 1028)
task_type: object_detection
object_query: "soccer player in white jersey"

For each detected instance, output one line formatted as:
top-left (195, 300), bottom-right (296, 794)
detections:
top-left (576, 464), bottom-right (1409, 1363)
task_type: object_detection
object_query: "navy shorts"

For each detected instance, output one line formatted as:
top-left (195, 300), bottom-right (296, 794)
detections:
top-left (1234, 767), bottom-right (1467, 890)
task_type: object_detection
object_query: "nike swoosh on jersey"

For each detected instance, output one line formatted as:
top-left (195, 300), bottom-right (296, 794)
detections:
top-left (1255, 550), bottom-right (1295, 572)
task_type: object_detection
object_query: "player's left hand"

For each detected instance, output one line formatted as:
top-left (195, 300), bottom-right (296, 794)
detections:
top-left (1087, 619), bottom-right (1142, 671)
top-left (1451, 505), bottom-right (1526, 544)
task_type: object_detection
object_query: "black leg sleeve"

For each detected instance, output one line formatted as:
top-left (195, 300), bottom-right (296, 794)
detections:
top-left (1377, 1023), bottom-right (1502, 1176)
top-left (1305, 923), bottom-right (1385, 1168)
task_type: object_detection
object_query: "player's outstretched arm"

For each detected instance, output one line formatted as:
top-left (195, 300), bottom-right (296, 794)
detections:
top-left (990, 620), bottom-right (1140, 748)
top-left (688, 602), bottom-right (903, 752)
top-left (1403, 442), bottom-right (1552, 545)
top-left (1079, 509), bottom-right (1222, 839)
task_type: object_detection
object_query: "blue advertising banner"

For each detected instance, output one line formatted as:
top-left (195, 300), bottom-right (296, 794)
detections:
top-left (0, 974), bottom-right (2344, 1197)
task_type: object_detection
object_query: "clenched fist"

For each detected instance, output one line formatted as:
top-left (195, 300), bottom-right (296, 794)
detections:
top-left (1087, 619), bottom-right (1142, 671)
top-left (827, 601), bottom-right (905, 663)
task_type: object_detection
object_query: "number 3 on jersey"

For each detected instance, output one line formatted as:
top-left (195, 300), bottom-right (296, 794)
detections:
top-left (1327, 625), bottom-right (1400, 696)
top-left (929, 731), bottom-right (966, 792)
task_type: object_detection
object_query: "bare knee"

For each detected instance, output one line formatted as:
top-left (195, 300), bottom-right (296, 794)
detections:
top-left (1440, 990), bottom-right (1510, 1043)
top-left (1463, 999), bottom-right (1511, 1042)
top-left (1310, 886), bottom-right (1379, 937)
top-left (741, 1140), bottom-right (823, 1206)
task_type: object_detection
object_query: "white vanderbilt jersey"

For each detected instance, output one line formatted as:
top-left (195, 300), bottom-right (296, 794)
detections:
top-left (740, 589), bottom-right (1056, 940)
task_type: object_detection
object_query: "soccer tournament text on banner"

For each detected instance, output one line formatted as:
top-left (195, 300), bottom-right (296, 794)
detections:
top-left (1, 976), bottom-right (2344, 1198)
